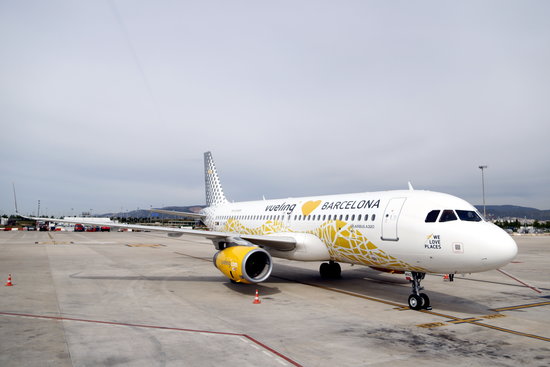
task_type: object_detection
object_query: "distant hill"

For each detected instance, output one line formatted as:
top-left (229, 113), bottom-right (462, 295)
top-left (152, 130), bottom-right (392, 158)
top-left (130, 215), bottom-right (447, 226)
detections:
top-left (100, 205), bottom-right (206, 219)
top-left (474, 205), bottom-right (550, 221)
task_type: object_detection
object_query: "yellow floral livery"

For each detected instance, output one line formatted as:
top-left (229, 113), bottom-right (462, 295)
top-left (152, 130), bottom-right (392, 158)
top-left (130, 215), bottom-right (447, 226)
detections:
top-left (223, 219), bottom-right (426, 272)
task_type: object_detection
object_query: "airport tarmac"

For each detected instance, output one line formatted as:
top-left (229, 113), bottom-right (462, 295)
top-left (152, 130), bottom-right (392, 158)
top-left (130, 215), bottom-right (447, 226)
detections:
top-left (1, 231), bottom-right (549, 366)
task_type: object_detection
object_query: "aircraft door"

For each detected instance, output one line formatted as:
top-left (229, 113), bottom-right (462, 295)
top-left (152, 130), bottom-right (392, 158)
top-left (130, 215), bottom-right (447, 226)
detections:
top-left (381, 197), bottom-right (407, 241)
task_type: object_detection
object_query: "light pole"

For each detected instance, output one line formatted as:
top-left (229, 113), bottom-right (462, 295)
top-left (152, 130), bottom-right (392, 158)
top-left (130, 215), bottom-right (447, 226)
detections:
top-left (479, 165), bottom-right (488, 218)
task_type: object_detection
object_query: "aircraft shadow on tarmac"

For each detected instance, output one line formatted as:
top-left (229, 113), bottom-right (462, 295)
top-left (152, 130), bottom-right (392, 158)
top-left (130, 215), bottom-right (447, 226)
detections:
top-left (267, 263), bottom-right (503, 315)
top-left (69, 271), bottom-right (283, 296)
top-left (223, 282), bottom-right (282, 296)
top-left (69, 272), bottom-right (225, 283)
top-left (69, 263), bottom-right (516, 315)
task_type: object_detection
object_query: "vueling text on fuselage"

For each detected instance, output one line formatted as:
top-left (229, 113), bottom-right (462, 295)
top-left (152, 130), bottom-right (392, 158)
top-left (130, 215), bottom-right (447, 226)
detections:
top-left (265, 202), bottom-right (296, 214)
top-left (264, 199), bottom-right (381, 215)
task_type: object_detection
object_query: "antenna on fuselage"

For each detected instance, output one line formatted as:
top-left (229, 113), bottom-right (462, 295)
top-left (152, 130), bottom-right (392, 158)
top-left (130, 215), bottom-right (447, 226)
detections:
top-left (408, 181), bottom-right (414, 191)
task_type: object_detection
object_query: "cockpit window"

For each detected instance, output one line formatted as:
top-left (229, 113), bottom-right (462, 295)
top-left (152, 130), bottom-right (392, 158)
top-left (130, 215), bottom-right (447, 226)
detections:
top-left (456, 210), bottom-right (482, 222)
top-left (425, 210), bottom-right (440, 223)
top-left (439, 209), bottom-right (457, 222)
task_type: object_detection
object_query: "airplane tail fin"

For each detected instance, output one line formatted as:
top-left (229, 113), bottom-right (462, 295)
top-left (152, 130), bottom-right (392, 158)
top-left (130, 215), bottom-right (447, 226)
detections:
top-left (204, 152), bottom-right (228, 207)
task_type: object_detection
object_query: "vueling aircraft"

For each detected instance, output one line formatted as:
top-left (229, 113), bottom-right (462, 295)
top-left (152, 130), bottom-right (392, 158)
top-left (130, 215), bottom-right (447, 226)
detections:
top-left (30, 152), bottom-right (518, 310)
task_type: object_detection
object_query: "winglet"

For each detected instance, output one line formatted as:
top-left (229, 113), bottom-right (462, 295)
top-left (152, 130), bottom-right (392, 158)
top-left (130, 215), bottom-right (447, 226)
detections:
top-left (408, 181), bottom-right (414, 191)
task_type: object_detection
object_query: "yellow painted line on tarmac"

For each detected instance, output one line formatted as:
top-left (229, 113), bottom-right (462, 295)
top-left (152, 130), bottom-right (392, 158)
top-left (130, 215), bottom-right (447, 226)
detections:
top-left (447, 318), bottom-right (483, 324)
top-left (470, 322), bottom-right (550, 342)
top-left (492, 301), bottom-right (550, 312)
top-left (47, 232), bottom-right (57, 245)
top-left (481, 314), bottom-right (507, 320)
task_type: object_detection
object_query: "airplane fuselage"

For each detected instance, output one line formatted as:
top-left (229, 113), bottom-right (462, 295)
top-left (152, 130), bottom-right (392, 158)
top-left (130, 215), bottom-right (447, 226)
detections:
top-left (204, 189), bottom-right (517, 275)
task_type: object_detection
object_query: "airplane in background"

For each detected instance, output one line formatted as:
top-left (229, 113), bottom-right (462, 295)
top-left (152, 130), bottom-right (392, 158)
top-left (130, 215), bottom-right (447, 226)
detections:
top-left (27, 152), bottom-right (518, 310)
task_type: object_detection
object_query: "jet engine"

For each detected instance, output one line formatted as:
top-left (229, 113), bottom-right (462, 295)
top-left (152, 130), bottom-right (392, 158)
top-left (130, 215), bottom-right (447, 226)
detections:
top-left (213, 245), bottom-right (272, 284)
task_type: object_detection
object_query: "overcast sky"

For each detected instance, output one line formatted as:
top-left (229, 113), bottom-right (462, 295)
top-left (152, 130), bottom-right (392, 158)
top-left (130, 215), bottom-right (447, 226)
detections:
top-left (1, 1), bottom-right (549, 216)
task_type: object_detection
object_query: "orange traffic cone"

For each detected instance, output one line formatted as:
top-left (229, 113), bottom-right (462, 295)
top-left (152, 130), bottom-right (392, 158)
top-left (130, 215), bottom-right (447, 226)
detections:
top-left (5, 274), bottom-right (13, 286)
top-left (253, 289), bottom-right (261, 304)
top-left (443, 274), bottom-right (449, 281)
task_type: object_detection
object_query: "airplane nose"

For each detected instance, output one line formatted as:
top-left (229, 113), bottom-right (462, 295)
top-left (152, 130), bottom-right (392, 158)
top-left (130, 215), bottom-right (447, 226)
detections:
top-left (489, 226), bottom-right (518, 268)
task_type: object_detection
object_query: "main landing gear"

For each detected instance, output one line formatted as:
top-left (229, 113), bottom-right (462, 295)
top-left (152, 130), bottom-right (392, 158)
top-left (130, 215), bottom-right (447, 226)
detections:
top-left (408, 272), bottom-right (431, 310)
top-left (320, 261), bottom-right (341, 279)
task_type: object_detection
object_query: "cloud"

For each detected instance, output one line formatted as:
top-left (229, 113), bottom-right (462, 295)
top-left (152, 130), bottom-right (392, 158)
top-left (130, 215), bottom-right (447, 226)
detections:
top-left (1, 1), bottom-right (549, 216)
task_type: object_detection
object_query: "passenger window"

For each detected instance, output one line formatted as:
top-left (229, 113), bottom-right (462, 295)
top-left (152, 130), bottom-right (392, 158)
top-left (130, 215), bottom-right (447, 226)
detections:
top-left (358, 214), bottom-right (362, 221)
top-left (371, 214), bottom-right (376, 221)
top-left (425, 210), bottom-right (440, 223)
top-left (345, 215), bottom-right (349, 221)
top-left (456, 210), bottom-right (482, 222)
top-left (351, 214), bottom-right (355, 221)
top-left (439, 210), bottom-right (457, 222)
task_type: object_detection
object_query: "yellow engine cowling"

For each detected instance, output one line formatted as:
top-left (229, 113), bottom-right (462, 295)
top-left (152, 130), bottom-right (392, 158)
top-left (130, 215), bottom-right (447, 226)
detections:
top-left (213, 246), bottom-right (272, 284)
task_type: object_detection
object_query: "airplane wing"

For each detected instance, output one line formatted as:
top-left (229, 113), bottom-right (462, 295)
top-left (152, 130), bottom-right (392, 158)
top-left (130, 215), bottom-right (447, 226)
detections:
top-left (148, 209), bottom-right (206, 219)
top-left (25, 216), bottom-right (296, 252)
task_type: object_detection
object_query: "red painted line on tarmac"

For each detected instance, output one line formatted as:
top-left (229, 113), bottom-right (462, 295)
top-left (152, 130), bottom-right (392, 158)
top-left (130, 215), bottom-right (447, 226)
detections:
top-left (0, 311), bottom-right (303, 367)
top-left (497, 269), bottom-right (542, 293)
top-left (241, 334), bottom-right (303, 367)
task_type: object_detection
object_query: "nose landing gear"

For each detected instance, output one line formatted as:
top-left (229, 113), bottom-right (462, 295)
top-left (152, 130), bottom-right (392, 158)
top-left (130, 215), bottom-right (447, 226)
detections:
top-left (408, 272), bottom-right (431, 310)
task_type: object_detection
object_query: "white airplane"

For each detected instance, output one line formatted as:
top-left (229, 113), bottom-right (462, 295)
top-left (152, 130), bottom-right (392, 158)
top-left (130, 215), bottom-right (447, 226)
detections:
top-left (29, 152), bottom-right (518, 310)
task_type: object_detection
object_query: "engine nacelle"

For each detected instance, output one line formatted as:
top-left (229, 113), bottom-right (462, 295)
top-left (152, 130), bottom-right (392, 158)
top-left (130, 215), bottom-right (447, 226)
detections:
top-left (213, 246), bottom-right (272, 284)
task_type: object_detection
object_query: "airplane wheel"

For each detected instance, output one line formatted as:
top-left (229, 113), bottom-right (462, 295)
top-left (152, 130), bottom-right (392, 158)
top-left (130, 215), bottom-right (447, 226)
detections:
top-left (330, 262), bottom-right (341, 278)
top-left (419, 293), bottom-right (430, 309)
top-left (320, 263), bottom-right (330, 278)
top-left (320, 262), bottom-right (341, 279)
top-left (408, 294), bottom-right (422, 310)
